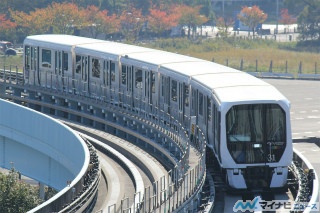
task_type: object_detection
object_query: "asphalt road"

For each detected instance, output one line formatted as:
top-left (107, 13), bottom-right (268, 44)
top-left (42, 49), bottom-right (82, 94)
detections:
top-left (263, 79), bottom-right (320, 139)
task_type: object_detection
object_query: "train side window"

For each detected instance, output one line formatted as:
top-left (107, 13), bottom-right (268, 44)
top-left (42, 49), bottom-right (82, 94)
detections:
top-left (63, 52), bottom-right (68, 71)
top-left (207, 98), bottom-right (212, 121)
top-left (76, 55), bottom-right (81, 74)
top-left (41, 49), bottom-right (51, 68)
top-left (151, 72), bottom-right (155, 93)
top-left (135, 69), bottom-right (142, 88)
top-left (171, 79), bottom-right (177, 102)
top-left (25, 46), bottom-right (30, 70)
top-left (103, 61), bottom-right (106, 85)
top-left (92, 58), bottom-right (100, 78)
top-left (161, 76), bottom-right (165, 97)
top-left (199, 92), bottom-right (203, 115)
top-left (111, 62), bottom-right (115, 82)
top-left (121, 65), bottom-right (127, 85)
top-left (81, 56), bottom-right (87, 80)
top-left (184, 85), bottom-right (189, 107)
top-left (31, 47), bottom-right (37, 70)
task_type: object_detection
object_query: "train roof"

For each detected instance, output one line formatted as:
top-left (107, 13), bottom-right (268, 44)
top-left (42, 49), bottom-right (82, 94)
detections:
top-left (74, 42), bottom-right (154, 61)
top-left (121, 50), bottom-right (205, 71)
top-left (160, 61), bottom-right (288, 104)
top-left (24, 34), bottom-right (105, 51)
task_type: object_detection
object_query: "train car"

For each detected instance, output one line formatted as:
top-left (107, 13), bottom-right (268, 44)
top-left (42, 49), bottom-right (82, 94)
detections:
top-left (23, 34), bottom-right (292, 190)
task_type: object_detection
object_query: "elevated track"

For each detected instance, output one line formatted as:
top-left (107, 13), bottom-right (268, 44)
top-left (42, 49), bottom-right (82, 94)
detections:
top-left (0, 70), bottom-right (318, 212)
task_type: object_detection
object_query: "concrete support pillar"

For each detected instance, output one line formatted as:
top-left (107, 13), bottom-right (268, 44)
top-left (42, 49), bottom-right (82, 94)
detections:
top-left (39, 182), bottom-right (45, 200)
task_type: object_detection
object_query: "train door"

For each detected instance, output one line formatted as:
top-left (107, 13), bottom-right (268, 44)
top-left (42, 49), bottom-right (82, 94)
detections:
top-left (101, 60), bottom-right (115, 102)
top-left (151, 71), bottom-right (158, 108)
top-left (53, 51), bottom-right (67, 91)
top-left (24, 45), bottom-right (31, 84)
top-left (25, 46), bottom-right (39, 86)
top-left (170, 79), bottom-right (179, 120)
top-left (191, 88), bottom-right (198, 118)
top-left (101, 60), bottom-right (108, 99)
top-left (75, 55), bottom-right (89, 95)
top-left (178, 82), bottom-right (184, 124)
top-left (145, 70), bottom-right (152, 113)
top-left (120, 64), bottom-right (133, 106)
top-left (197, 92), bottom-right (205, 134)
top-left (183, 84), bottom-right (191, 127)
top-left (110, 60), bottom-right (119, 103)
top-left (160, 75), bottom-right (170, 113)
top-left (90, 57), bottom-right (102, 97)
top-left (133, 68), bottom-right (143, 109)
top-left (206, 97), bottom-right (214, 148)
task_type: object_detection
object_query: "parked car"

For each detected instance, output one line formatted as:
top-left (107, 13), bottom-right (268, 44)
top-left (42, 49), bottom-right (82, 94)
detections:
top-left (0, 41), bottom-right (13, 54)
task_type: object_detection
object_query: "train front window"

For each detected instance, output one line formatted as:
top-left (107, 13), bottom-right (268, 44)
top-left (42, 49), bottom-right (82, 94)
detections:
top-left (226, 104), bottom-right (286, 164)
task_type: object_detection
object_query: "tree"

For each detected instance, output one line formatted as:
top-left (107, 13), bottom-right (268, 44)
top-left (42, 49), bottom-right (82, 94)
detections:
top-left (238, 5), bottom-right (268, 36)
top-left (10, 8), bottom-right (53, 36)
top-left (279, 8), bottom-right (296, 33)
top-left (283, 0), bottom-right (306, 17)
top-left (296, 0), bottom-right (320, 41)
top-left (10, 3), bottom-right (85, 36)
top-left (49, 2), bottom-right (86, 34)
top-left (176, 5), bottom-right (208, 39)
top-left (147, 6), bottom-right (179, 37)
top-left (0, 169), bottom-right (42, 212)
top-left (0, 14), bottom-right (17, 41)
top-left (82, 6), bottom-right (119, 38)
top-left (216, 17), bottom-right (234, 37)
top-left (119, 6), bottom-right (145, 41)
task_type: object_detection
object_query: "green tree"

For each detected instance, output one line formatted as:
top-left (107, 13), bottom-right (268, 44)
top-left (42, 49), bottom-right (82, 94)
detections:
top-left (177, 5), bottom-right (208, 39)
top-left (296, 0), bottom-right (320, 41)
top-left (216, 17), bottom-right (234, 37)
top-left (238, 5), bottom-right (268, 36)
top-left (0, 170), bottom-right (42, 212)
top-left (284, 0), bottom-right (306, 17)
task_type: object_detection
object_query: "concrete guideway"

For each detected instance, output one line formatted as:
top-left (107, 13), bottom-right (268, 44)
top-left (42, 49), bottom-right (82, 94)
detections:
top-left (78, 132), bottom-right (145, 213)
top-left (62, 119), bottom-right (204, 213)
top-left (0, 98), bottom-right (96, 212)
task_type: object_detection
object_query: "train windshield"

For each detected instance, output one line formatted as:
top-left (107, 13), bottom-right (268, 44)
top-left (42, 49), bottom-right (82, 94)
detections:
top-left (226, 104), bottom-right (286, 164)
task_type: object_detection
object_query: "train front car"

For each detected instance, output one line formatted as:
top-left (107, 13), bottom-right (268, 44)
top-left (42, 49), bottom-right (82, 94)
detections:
top-left (217, 74), bottom-right (292, 191)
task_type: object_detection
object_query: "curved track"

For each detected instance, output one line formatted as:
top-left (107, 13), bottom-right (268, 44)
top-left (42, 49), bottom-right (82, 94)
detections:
top-left (66, 123), bottom-right (170, 213)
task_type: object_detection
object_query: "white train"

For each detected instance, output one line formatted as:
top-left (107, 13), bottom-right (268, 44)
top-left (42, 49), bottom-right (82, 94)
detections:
top-left (23, 34), bottom-right (293, 190)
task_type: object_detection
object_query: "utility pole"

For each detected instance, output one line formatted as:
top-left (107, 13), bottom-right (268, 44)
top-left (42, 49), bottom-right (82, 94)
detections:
top-left (276, 0), bottom-right (279, 34)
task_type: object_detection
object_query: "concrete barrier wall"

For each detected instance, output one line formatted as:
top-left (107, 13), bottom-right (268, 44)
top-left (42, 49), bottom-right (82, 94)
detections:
top-left (0, 99), bottom-right (89, 190)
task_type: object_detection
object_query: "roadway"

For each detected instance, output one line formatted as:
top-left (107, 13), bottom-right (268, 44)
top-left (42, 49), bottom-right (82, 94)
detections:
top-left (263, 79), bottom-right (320, 139)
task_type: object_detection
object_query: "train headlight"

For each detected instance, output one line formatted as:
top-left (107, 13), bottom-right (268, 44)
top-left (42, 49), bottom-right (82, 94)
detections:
top-left (275, 167), bottom-right (283, 175)
top-left (233, 168), bottom-right (240, 175)
top-left (253, 144), bottom-right (262, 148)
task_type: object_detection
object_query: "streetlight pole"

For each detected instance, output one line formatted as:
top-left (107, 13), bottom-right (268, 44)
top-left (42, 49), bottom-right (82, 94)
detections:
top-left (276, 0), bottom-right (279, 34)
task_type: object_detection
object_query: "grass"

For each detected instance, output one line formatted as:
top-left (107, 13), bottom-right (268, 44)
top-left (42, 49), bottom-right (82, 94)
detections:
top-left (0, 54), bottom-right (24, 72)
top-left (144, 37), bottom-right (320, 75)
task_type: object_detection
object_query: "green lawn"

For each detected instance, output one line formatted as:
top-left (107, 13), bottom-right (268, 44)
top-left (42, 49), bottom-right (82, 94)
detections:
top-left (0, 54), bottom-right (24, 72)
top-left (144, 38), bottom-right (320, 76)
